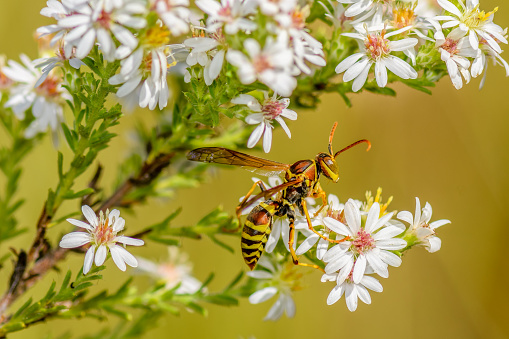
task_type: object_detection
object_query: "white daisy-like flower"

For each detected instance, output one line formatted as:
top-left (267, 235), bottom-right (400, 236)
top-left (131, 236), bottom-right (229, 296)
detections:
top-left (322, 266), bottom-right (383, 312)
top-left (151, 0), bottom-right (191, 36)
top-left (109, 26), bottom-right (184, 110)
top-left (184, 28), bottom-right (227, 85)
top-left (273, 6), bottom-right (326, 74)
top-left (470, 37), bottom-right (509, 89)
top-left (435, 0), bottom-right (507, 53)
top-left (322, 200), bottom-right (406, 284)
top-left (397, 197), bottom-right (450, 253)
top-left (295, 194), bottom-right (344, 260)
top-left (428, 19), bottom-right (477, 89)
top-left (231, 91), bottom-right (297, 153)
top-left (3, 54), bottom-right (70, 142)
top-left (389, 3), bottom-right (433, 42)
top-left (57, 0), bottom-right (147, 61)
top-left (0, 56), bottom-right (14, 99)
top-left (59, 205), bottom-right (144, 274)
top-left (335, 25), bottom-right (418, 92)
top-left (37, 0), bottom-right (89, 46)
top-left (226, 34), bottom-right (296, 97)
top-left (247, 256), bottom-right (299, 321)
top-left (136, 247), bottom-right (202, 294)
top-left (195, 0), bottom-right (257, 34)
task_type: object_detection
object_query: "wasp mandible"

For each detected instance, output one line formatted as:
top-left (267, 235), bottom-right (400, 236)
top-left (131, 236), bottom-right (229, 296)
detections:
top-left (186, 122), bottom-right (371, 270)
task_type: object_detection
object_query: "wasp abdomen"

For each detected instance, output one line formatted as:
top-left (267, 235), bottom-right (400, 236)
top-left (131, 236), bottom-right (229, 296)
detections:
top-left (241, 200), bottom-right (280, 270)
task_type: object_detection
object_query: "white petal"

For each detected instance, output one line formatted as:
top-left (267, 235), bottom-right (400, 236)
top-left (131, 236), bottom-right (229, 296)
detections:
top-left (336, 258), bottom-right (354, 285)
top-left (335, 53), bottom-right (364, 74)
top-left (66, 218), bottom-right (93, 231)
top-left (325, 251), bottom-right (353, 274)
top-left (265, 219), bottom-right (281, 253)
top-left (323, 243), bottom-right (349, 262)
top-left (373, 225), bottom-right (404, 240)
top-left (397, 210), bottom-right (414, 225)
top-left (246, 270), bottom-right (273, 279)
top-left (115, 235), bottom-right (144, 246)
top-left (296, 233), bottom-right (319, 255)
top-left (352, 255), bottom-right (366, 284)
top-left (365, 202), bottom-right (380, 233)
top-left (437, 0), bottom-right (462, 17)
top-left (262, 124), bottom-right (273, 153)
top-left (345, 284), bottom-right (358, 312)
top-left (82, 205), bottom-right (98, 227)
top-left (94, 245), bottom-right (107, 266)
top-left (247, 124), bottom-right (264, 148)
top-left (327, 284), bottom-right (345, 305)
top-left (82, 245), bottom-right (95, 275)
top-left (264, 296), bottom-right (284, 321)
top-left (376, 238), bottom-right (407, 250)
top-left (59, 232), bottom-right (92, 248)
top-left (360, 275), bottom-right (383, 292)
top-left (323, 217), bottom-right (352, 237)
top-left (375, 61), bottom-right (388, 87)
top-left (365, 250), bottom-right (388, 278)
top-left (426, 236), bottom-right (442, 253)
top-left (249, 286), bottom-right (278, 304)
top-left (379, 249), bottom-right (402, 267)
top-left (343, 58), bottom-right (369, 82)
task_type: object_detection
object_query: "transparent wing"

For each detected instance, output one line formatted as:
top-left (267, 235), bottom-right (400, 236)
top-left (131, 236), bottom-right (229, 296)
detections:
top-left (187, 147), bottom-right (289, 177)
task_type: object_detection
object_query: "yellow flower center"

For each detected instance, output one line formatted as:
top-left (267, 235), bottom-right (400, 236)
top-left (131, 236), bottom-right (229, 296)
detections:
top-left (144, 26), bottom-right (171, 48)
top-left (461, 5), bottom-right (497, 29)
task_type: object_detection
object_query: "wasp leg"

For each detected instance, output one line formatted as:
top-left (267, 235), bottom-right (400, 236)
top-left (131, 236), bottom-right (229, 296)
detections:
top-left (287, 216), bottom-right (324, 272)
top-left (224, 180), bottom-right (268, 233)
top-left (310, 184), bottom-right (327, 218)
top-left (301, 199), bottom-right (350, 244)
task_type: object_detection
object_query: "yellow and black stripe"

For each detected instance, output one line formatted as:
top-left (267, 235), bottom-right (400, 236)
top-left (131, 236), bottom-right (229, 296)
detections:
top-left (241, 200), bottom-right (280, 270)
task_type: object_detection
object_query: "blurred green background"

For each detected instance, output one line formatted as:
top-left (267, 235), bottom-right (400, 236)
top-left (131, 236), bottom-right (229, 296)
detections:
top-left (1, 1), bottom-right (509, 338)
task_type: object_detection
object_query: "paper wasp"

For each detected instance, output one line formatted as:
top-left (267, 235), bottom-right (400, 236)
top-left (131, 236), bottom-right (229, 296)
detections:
top-left (186, 122), bottom-right (371, 270)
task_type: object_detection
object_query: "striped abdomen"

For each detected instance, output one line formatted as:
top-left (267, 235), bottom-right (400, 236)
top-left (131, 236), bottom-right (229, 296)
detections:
top-left (241, 200), bottom-right (280, 270)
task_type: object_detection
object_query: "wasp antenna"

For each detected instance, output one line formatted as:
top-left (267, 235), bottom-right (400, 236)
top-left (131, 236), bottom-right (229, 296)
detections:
top-left (328, 122), bottom-right (338, 155)
top-left (334, 139), bottom-right (371, 158)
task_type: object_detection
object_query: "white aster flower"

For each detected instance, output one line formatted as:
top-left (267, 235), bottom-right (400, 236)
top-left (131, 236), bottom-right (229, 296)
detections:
top-left (136, 247), bottom-right (202, 294)
top-left (34, 42), bottom-right (84, 88)
top-left (232, 91), bottom-right (297, 153)
top-left (429, 19), bottom-right (477, 89)
top-left (58, 0), bottom-right (147, 61)
top-left (389, 2), bottom-right (434, 42)
top-left (195, 0), bottom-right (257, 34)
top-left (470, 36), bottom-right (509, 89)
top-left (3, 54), bottom-right (69, 142)
top-left (322, 200), bottom-right (406, 285)
top-left (247, 256), bottom-right (300, 321)
top-left (109, 26), bottom-right (184, 110)
top-left (435, 0), bottom-right (507, 53)
top-left (226, 34), bottom-right (296, 97)
top-left (273, 6), bottom-right (326, 74)
top-left (397, 197), bottom-right (450, 253)
top-left (151, 0), bottom-right (192, 36)
top-left (59, 205), bottom-right (144, 274)
top-left (184, 28), bottom-right (227, 85)
top-left (335, 25), bottom-right (418, 92)
top-left (322, 266), bottom-right (383, 312)
top-left (0, 56), bottom-right (14, 99)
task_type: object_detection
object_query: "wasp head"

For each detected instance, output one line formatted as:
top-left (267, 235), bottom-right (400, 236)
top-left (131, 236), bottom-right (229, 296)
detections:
top-left (316, 152), bottom-right (340, 182)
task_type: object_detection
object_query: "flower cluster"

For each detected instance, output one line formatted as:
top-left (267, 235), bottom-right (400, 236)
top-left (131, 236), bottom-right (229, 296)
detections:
top-left (247, 187), bottom-right (450, 316)
top-left (335, 0), bottom-right (508, 91)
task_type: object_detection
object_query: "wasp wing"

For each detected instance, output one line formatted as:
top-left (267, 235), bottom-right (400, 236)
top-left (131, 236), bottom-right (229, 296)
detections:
top-left (239, 178), bottom-right (304, 214)
top-left (187, 147), bottom-right (289, 177)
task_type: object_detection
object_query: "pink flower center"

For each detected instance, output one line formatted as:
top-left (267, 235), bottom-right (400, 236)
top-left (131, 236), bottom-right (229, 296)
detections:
top-left (352, 229), bottom-right (374, 255)
top-left (262, 100), bottom-right (285, 119)
top-left (94, 217), bottom-right (116, 245)
top-left (440, 38), bottom-right (459, 55)
top-left (365, 32), bottom-right (391, 60)
top-left (0, 71), bottom-right (12, 90)
top-left (97, 10), bottom-right (112, 29)
top-left (35, 76), bottom-right (61, 99)
top-left (253, 55), bottom-right (272, 73)
top-left (291, 9), bottom-right (306, 29)
top-left (218, 3), bottom-right (232, 19)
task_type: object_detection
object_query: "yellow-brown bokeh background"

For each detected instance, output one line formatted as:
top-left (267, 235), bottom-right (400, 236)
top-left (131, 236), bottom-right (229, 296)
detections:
top-left (1, 1), bottom-right (508, 338)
